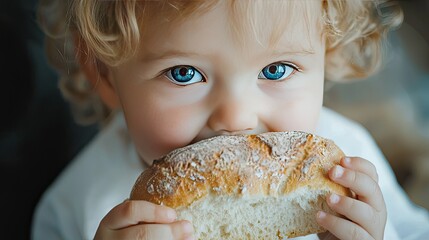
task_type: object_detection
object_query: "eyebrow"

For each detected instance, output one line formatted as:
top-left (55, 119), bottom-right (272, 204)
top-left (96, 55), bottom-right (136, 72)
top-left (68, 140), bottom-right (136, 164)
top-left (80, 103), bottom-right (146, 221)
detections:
top-left (269, 49), bottom-right (316, 57)
top-left (141, 48), bottom-right (315, 62)
top-left (141, 50), bottom-right (203, 62)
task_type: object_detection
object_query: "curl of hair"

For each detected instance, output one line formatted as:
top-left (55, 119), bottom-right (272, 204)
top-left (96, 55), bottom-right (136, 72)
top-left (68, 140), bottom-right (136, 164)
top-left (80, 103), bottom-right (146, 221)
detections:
top-left (323, 0), bottom-right (403, 81)
top-left (38, 0), bottom-right (142, 124)
top-left (38, 0), bottom-right (403, 124)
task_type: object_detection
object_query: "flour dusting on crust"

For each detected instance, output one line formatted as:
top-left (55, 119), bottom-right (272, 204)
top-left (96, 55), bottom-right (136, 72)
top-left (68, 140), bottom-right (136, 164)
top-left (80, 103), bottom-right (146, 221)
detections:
top-left (140, 131), bottom-right (338, 202)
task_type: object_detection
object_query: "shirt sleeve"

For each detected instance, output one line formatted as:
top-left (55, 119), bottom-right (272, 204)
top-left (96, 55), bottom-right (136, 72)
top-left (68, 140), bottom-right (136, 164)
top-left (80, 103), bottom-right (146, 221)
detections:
top-left (32, 191), bottom-right (84, 240)
top-left (31, 112), bottom-right (144, 240)
top-left (32, 196), bottom-right (61, 240)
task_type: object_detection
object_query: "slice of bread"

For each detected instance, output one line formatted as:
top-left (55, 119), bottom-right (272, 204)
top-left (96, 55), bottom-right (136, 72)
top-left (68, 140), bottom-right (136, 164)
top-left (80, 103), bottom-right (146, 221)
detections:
top-left (130, 131), bottom-right (351, 239)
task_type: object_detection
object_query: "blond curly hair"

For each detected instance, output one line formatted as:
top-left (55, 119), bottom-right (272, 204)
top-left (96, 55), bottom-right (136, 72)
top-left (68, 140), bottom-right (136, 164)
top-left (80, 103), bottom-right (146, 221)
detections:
top-left (38, 0), bottom-right (403, 125)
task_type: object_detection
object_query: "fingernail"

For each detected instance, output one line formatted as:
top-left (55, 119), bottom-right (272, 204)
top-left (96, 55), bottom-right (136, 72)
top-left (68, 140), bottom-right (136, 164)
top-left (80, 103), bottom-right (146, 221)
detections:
top-left (329, 193), bottom-right (340, 204)
top-left (167, 210), bottom-right (177, 220)
top-left (317, 211), bottom-right (327, 219)
top-left (183, 222), bottom-right (194, 234)
top-left (333, 166), bottom-right (344, 179)
top-left (343, 157), bottom-right (351, 166)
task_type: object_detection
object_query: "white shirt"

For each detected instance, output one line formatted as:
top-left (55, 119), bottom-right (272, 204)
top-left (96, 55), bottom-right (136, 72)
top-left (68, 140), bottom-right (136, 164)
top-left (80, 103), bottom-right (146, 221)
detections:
top-left (32, 108), bottom-right (429, 240)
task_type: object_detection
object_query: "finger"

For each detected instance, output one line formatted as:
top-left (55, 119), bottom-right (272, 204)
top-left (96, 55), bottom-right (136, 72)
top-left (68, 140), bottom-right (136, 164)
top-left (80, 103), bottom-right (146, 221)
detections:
top-left (341, 157), bottom-right (378, 183)
top-left (316, 211), bottom-right (373, 240)
top-left (112, 220), bottom-right (194, 240)
top-left (101, 200), bottom-right (177, 230)
top-left (329, 165), bottom-right (385, 212)
top-left (171, 220), bottom-right (194, 240)
top-left (327, 193), bottom-right (386, 239)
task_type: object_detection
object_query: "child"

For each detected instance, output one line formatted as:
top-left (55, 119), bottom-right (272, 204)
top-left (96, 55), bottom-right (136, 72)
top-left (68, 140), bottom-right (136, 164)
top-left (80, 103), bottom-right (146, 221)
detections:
top-left (33, 0), bottom-right (429, 239)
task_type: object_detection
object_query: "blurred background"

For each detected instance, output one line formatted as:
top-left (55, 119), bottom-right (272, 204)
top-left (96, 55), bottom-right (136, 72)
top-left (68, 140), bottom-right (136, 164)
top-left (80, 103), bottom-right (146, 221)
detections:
top-left (324, 0), bottom-right (429, 211)
top-left (0, 0), bottom-right (428, 239)
top-left (0, 0), bottom-right (98, 239)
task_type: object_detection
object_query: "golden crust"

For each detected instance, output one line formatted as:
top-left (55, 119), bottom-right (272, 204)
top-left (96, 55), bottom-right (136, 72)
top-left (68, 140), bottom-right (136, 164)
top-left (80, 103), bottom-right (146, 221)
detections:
top-left (130, 131), bottom-right (351, 208)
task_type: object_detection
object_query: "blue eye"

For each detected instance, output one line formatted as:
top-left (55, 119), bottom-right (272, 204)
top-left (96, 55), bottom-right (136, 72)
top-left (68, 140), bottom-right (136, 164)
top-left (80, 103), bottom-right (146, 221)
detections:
top-left (165, 66), bottom-right (204, 85)
top-left (258, 62), bottom-right (297, 81)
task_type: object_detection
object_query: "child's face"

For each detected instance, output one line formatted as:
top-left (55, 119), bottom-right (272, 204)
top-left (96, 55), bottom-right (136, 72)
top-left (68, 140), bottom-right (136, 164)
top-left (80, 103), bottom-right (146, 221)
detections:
top-left (107, 1), bottom-right (325, 164)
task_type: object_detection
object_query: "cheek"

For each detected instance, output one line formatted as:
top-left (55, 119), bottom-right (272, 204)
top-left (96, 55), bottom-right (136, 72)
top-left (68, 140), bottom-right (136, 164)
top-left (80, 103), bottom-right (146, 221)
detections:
top-left (112, 69), bottom-right (210, 163)
top-left (265, 80), bottom-right (323, 133)
top-left (124, 97), bottom-right (207, 163)
top-left (275, 100), bottom-right (322, 132)
top-left (267, 102), bottom-right (321, 133)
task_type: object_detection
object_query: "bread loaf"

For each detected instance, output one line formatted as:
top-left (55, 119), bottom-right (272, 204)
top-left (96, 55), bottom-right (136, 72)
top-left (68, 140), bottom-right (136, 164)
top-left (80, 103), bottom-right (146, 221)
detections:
top-left (130, 131), bottom-right (351, 239)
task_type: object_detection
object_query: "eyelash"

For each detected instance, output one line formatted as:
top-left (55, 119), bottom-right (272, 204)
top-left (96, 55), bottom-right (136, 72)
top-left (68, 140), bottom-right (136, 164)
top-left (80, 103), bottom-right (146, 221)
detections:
top-left (162, 61), bottom-right (302, 86)
top-left (259, 61), bottom-right (302, 81)
top-left (278, 62), bottom-right (301, 72)
top-left (162, 65), bottom-right (206, 86)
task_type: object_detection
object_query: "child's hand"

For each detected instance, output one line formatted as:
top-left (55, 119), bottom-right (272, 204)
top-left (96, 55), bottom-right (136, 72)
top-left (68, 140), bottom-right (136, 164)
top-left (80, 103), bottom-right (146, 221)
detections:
top-left (94, 200), bottom-right (194, 240)
top-left (316, 157), bottom-right (387, 240)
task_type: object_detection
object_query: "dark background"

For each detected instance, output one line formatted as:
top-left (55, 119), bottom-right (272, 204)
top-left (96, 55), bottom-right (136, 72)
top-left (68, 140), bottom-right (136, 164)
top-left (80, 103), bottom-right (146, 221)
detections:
top-left (0, 0), bottom-right (97, 239)
top-left (0, 0), bottom-right (428, 239)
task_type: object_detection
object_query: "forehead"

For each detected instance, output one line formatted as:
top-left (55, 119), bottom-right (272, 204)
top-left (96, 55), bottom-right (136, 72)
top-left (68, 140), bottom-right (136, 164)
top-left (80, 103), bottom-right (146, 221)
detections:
top-left (139, 0), bottom-right (323, 57)
top-left (227, 0), bottom-right (323, 51)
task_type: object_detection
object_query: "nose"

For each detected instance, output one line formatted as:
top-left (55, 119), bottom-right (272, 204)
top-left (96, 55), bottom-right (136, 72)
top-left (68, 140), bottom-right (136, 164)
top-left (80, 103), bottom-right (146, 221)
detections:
top-left (207, 88), bottom-right (259, 134)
